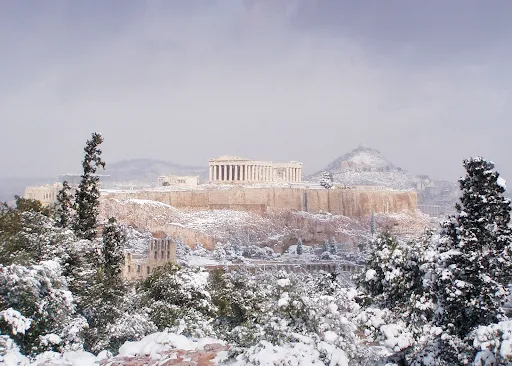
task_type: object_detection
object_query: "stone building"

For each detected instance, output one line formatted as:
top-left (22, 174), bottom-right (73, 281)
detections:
top-left (24, 182), bottom-right (63, 206)
top-left (208, 155), bottom-right (302, 184)
top-left (158, 175), bottom-right (199, 187)
top-left (123, 237), bottom-right (176, 281)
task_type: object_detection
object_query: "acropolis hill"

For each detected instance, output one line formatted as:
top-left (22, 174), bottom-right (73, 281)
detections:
top-left (100, 154), bottom-right (418, 217)
top-left (102, 186), bottom-right (417, 218)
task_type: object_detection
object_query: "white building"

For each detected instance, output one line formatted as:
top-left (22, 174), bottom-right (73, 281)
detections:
top-left (24, 182), bottom-right (63, 206)
top-left (157, 175), bottom-right (199, 187)
top-left (208, 156), bottom-right (302, 184)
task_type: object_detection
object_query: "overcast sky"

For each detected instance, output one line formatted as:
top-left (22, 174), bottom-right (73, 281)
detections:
top-left (1, 0), bottom-right (511, 181)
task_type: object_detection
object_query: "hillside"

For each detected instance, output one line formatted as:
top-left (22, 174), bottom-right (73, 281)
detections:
top-left (307, 146), bottom-right (459, 210)
top-left (307, 146), bottom-right (419, 189)
top-left (104, 159), bottom-right (209, 184)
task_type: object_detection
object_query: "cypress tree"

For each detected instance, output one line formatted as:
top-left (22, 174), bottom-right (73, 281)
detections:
top-left (55, 180), bottom-right (73, 228)
top-left (73, 133), bottom-right (105, 240)
top-left (102, 217), bottom-right (126, 279)
top-left (370, 210), bottom-right (376, 239)
top-left (322, 239), bottom-right (329, 253)
top-left (330, 239), bottom-right (337, 255)
top-left (296, 238), bottom-right (303, 255)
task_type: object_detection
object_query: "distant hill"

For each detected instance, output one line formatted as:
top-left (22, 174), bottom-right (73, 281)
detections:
top-left (307, 146), bottom-right (459, 210)
top-left (104, 159), bottom-right (209, 184)
top-left (308, 146), bottom-right (419, 189)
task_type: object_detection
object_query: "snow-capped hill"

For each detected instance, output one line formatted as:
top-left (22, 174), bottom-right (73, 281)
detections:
top-left (308, 146), bottom-right (416, 189)
top-left (325, 146), bottom-right (398, 173)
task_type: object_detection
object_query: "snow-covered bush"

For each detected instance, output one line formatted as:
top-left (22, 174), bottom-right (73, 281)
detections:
top-left (0, 261), bottom-right (87, 356)
top-left (137, 263), bottom-right (216, 338)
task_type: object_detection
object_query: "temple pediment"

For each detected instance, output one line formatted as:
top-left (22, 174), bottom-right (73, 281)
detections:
top-left (210, 155), bottom-right (250, 162)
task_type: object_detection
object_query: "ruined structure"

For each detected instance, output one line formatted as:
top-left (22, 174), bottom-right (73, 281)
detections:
top-left (24, 182), bottom-right (63, 206)
top-left (158, 175), bottom-right (199, 187)
top-left (208, 156), bottom-right (302, 183)
top-left (123, 237), bottom-right (176, 281)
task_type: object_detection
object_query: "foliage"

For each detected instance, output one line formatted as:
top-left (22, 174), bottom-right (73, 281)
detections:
top-left (137, 263), bottom-right (216, 338)
top-left (296, 238), bottom-right (303, 255)
top-left (0, 261), bottom-right (87, 356)
top-left (319, 171), bottom-right (334, 189)
top-left (55, 181), bottom-right (73, 228)
top-left (73, 132), bottom-right (105, 240)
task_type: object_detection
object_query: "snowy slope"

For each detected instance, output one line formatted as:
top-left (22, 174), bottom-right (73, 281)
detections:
top-left (307, 146), bottom-right (419, 189)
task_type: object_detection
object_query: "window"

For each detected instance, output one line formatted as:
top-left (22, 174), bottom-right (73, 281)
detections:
top-left (137, 265), bottom-right (140, 273)
top-left (127, 266), bottom-right (131, 273)
top-left (147, 266), bottom-right (150, 274)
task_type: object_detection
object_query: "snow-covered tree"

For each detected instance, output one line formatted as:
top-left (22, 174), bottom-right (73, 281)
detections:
top-left (330, 239), bottom-right (337, 255)
top-left (73, 132), bottom-right (105, 240)
top-left (296, 238), bottom-right (303, 255)
top-left (370, 210), bottom-right (376, 238)
top-left (322, 239), bottom-right (329, 253)
top-left (319, 171), bottom-right (334, 189)
top-left (55, 180), bottom-right (73, 228)
top-left (433, 157), bottom-right (512, 361)
top-left (0, 261), bottom-right (87, 356)
top-left (102, 217), bottom-right (125, 279)
top-left (137, 264), bottom-right (216, 338)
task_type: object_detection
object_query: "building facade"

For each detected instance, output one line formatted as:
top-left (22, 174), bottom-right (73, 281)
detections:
top-left (123, 237), bottom-right (177, 281)
top-left (208, 155), bottom-right (302, 184)
top-left (157, 175), bottom-right (199, 187)
top-left (24, 182), bottom-right (63, 206)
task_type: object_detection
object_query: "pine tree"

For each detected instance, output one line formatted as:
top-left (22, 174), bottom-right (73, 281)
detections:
top-left (73, 133), bottom-right (105, 240)
top-left (435, 157), bottom-right (512, 339)
top-left (296, 238), bottom-right (303, 255)
top-left (55, 181), bottom-right (73, 228)
top-left (320, 171), bottom-right (334, 189)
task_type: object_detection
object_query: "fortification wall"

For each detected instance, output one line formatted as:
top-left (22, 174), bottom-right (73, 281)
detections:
top-left (103, 187), bottom-right (417, 217)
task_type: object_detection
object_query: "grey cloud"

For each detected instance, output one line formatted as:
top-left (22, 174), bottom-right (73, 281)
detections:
top-left (1, 1), bottom-right (511, 182)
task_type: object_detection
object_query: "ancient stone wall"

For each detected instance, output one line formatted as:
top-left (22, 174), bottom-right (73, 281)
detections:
top-left (103, 187), bottom-right (417, 217)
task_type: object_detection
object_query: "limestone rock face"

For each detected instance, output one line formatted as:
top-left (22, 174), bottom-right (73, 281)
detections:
top-left (102, 187), bottom-right (417, 217)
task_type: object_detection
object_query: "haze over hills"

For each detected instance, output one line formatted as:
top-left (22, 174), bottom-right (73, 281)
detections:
top-left (1, 147), bottom-right (460, 208)
top-left (103, 159), bottom-right (209, 184)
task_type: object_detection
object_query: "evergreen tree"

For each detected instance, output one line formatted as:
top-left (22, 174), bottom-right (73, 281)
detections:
top-left (330, 239), bottom-right (337, 255)
top-left (323, 239), bottom-right (329, 253)
top-left (80, 218), bottom-right (128, 353)
top-left (296, 238), bottom-right (303, 255)
top-left (55, 181), bottom-right (73, 228)
top-left (320, 171), bottom-right (334, 189)
top-left (435, 157), bottom-right (512, 339)
top-left (102, 217), bottom-right (126, 279)
top-left (73, 133), bottom-right (105, 240)
top-left (370, 210), bottom-right (376, 238)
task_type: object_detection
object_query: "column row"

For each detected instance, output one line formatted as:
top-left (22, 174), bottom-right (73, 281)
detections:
top-left (209, 164), bottom-right (276, 182)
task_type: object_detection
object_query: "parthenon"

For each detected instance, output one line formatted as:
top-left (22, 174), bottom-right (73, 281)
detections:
top-left (209, 156), bottom-right (302, 183)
